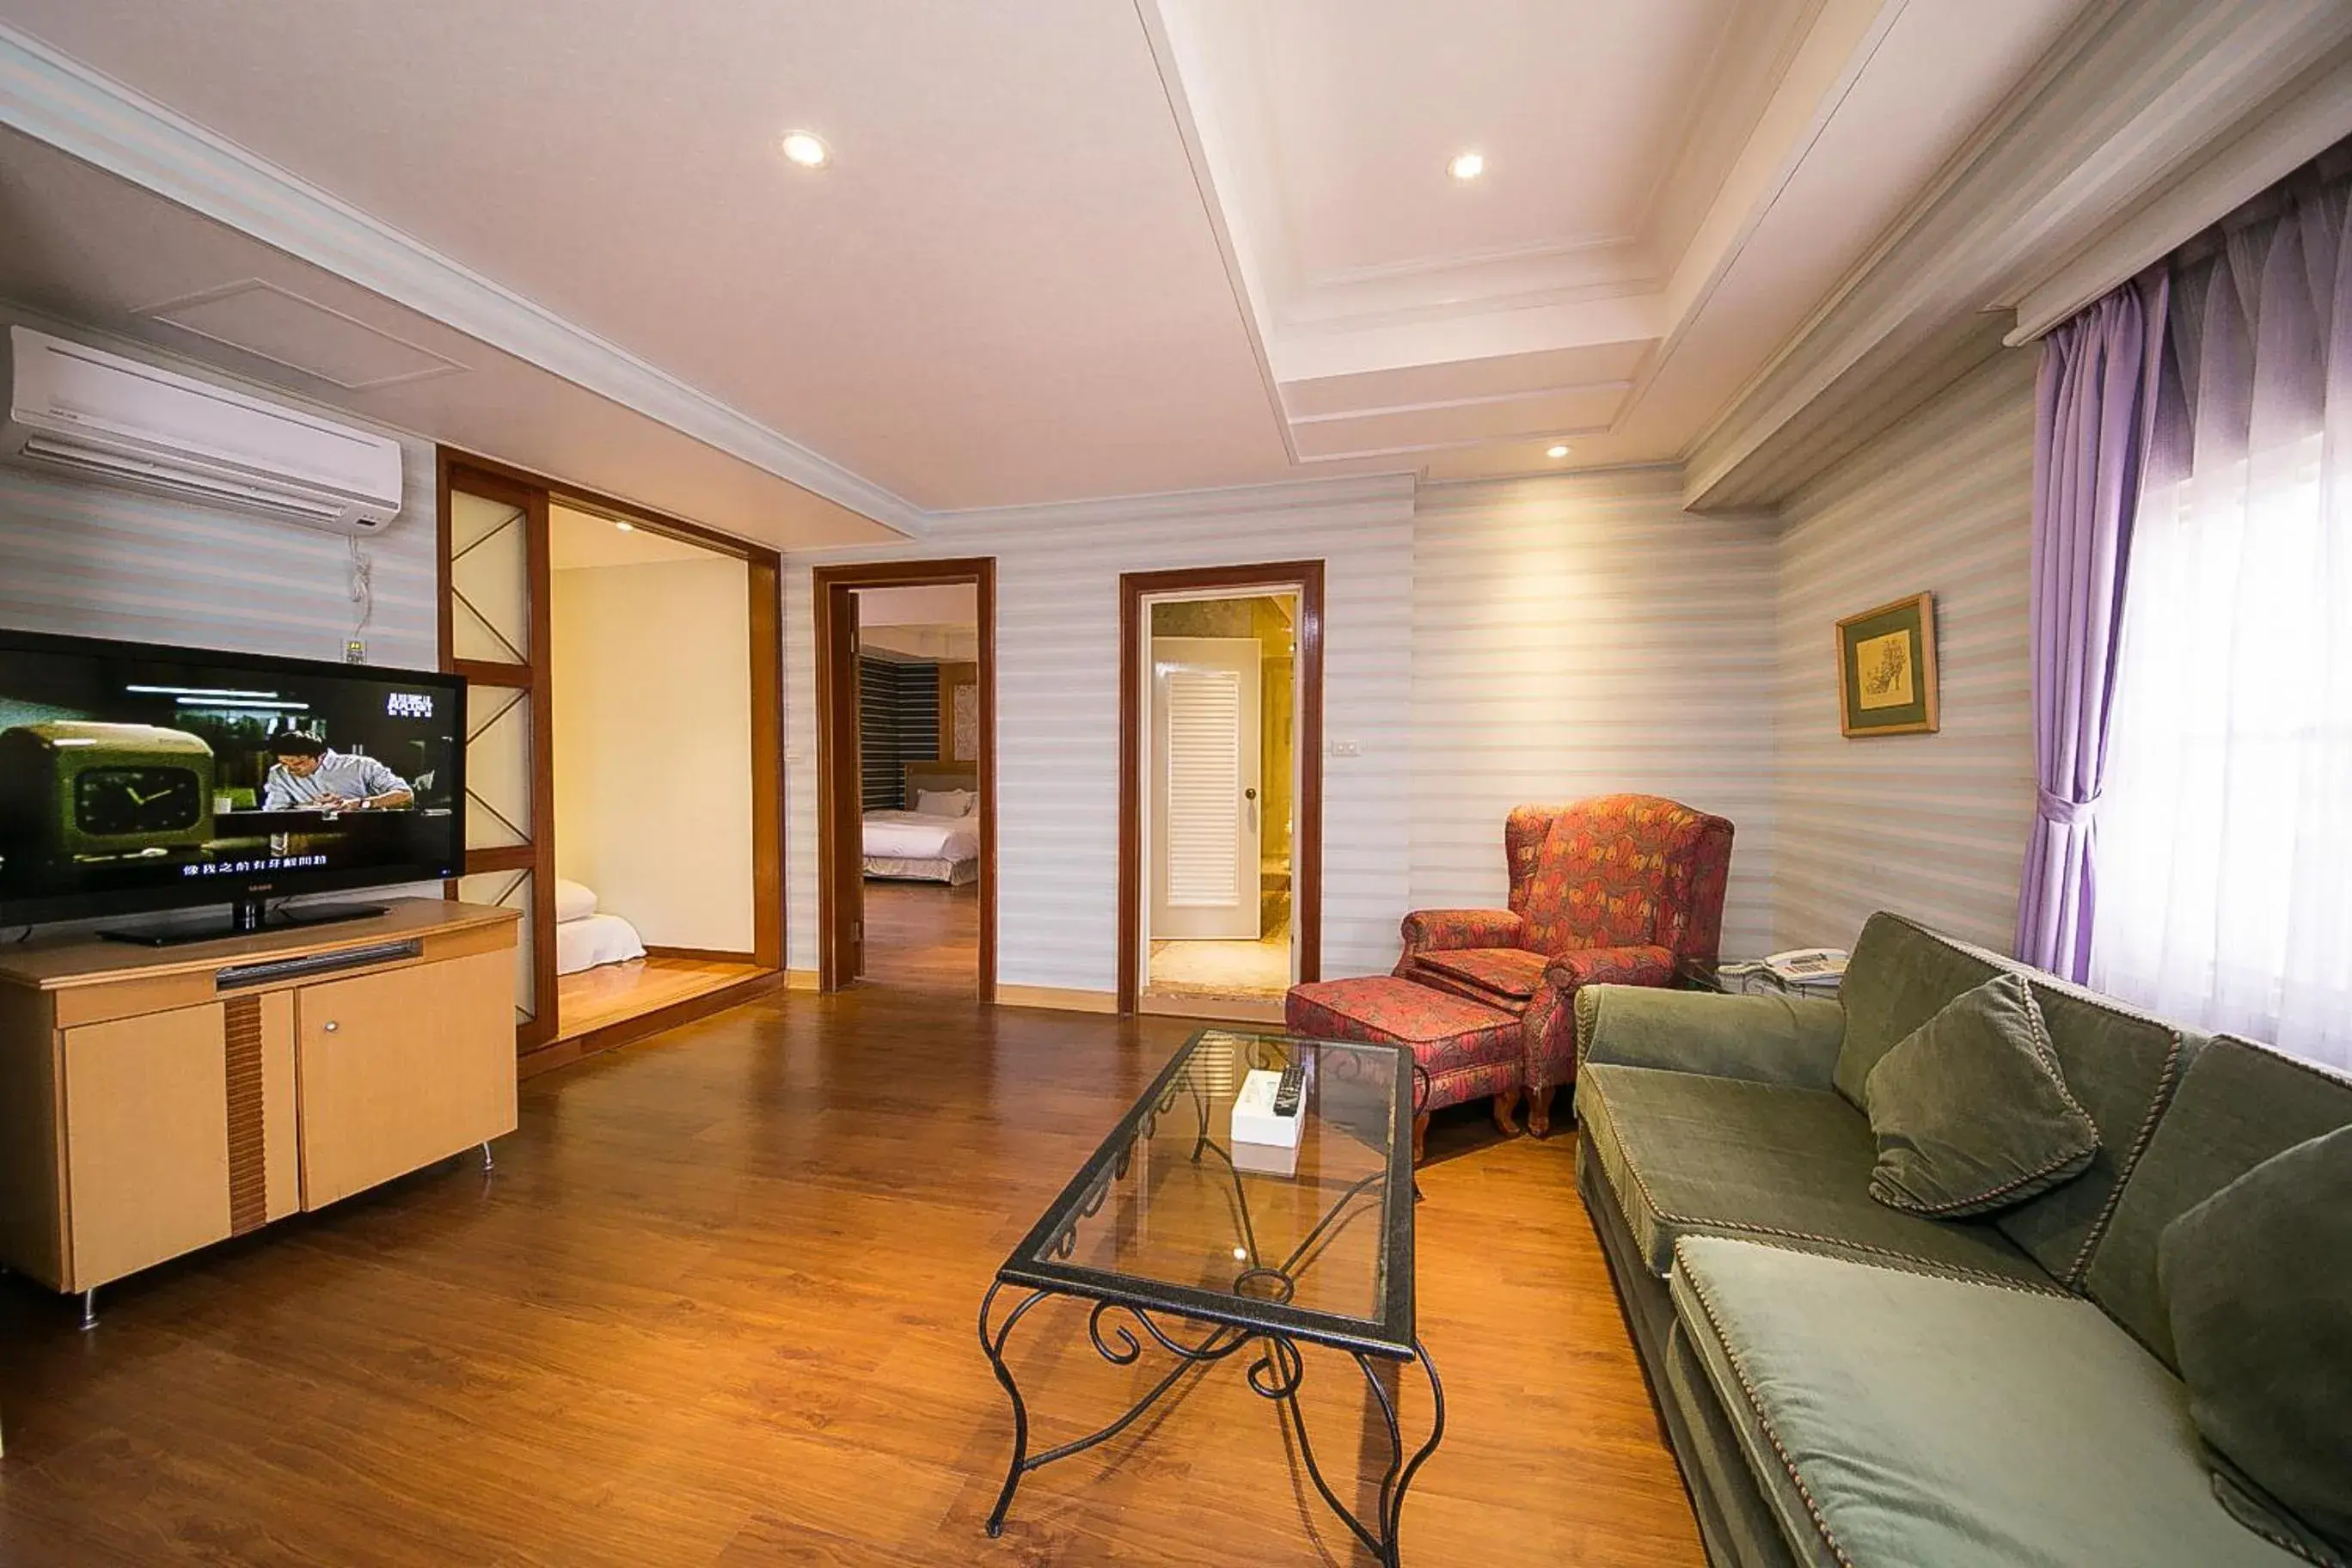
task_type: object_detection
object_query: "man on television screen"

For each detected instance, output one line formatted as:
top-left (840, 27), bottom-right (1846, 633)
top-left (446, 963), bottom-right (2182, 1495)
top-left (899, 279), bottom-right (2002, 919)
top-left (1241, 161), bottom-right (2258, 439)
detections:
top-left (261, 732), bottom-right (414, 812)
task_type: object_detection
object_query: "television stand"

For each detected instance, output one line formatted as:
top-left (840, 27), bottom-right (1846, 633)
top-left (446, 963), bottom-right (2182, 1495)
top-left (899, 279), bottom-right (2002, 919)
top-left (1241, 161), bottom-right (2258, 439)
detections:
top-left (0, 897), bottom-right (519, 1323)
top-left (97, 897), bottom-right (391, 948)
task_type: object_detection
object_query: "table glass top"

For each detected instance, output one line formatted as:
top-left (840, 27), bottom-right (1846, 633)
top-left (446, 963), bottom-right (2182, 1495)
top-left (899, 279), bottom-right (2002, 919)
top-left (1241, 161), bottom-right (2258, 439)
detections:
top-left (1002, 1028), bottom-right (1412, 1352)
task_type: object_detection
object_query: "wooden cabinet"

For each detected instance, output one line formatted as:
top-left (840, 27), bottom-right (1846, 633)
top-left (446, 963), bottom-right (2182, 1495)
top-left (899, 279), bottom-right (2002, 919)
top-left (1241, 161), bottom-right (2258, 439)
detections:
top-left (61, 1005), bottom-right (234, 1288)
top-left (0, 900), bottom-right (518, 1298)
top-left (297, 949), bottom-right (514, 1209)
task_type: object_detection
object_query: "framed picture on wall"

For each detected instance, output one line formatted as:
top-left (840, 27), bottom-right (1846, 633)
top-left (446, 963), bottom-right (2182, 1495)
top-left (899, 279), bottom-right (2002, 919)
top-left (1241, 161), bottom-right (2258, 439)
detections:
top-left (1835, 592), bottom-right (1939, 737)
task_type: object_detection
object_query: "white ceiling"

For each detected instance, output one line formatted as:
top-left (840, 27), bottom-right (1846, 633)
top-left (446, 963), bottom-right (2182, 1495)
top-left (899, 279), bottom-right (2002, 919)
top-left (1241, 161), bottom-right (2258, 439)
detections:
top-left (548, 503), bottom-right (727, 570)
top-left (2, 0), bottom-right (2324, 530)
top-left (854, 584), bottom-right (978, 628)
top-left (0, 0), bottom-right (1296, 517)
top-left (0, 126), bottom-right (897, 549)
top-left (1154, 0), bottom-right (2099, 475)
top-left (1254, 0), bottom-right (1742, 283)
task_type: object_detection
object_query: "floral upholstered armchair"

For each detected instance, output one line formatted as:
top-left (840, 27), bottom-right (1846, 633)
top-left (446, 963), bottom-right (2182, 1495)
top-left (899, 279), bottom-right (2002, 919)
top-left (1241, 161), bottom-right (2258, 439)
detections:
top-left (1395, 794), bottom-right (1733, 1136)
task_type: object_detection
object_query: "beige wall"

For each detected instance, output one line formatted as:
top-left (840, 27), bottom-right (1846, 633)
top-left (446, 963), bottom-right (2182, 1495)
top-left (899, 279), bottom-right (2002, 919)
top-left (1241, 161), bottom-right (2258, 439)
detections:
top-left (1772, 348), bottom-right (2039, 952)
top-left (553, 556), bottom-right (756, 952)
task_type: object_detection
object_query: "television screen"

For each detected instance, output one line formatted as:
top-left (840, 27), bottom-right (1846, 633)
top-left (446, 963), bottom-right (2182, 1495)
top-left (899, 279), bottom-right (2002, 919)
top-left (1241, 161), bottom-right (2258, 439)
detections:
top-left (0, 629), bottom-right (464, 927)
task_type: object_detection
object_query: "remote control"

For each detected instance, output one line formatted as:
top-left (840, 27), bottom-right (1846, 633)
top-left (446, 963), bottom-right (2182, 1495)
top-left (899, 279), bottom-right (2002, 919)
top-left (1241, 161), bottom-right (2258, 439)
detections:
top-left (1273, 1063), bottom-right (1304, 1116)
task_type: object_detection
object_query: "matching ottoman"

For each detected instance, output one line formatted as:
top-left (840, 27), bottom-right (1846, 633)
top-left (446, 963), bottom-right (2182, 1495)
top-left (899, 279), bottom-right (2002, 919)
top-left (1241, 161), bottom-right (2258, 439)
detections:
top-left (1284, 976), bottom-right (1526, 1163)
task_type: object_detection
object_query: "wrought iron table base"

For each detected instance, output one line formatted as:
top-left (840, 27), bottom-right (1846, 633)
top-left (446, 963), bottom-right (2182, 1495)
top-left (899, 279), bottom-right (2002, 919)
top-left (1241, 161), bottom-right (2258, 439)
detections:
top-left (977, 1283), bottom-right (1443, 1566)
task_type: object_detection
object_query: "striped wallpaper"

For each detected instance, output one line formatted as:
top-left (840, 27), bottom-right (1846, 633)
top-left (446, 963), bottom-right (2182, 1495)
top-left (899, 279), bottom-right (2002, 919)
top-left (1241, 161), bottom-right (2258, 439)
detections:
top-left (1772, 348), bottom-right (2040, 952)
top-left (1411, 469), bottom-right (1779, 957)
top-left (0, 312), bottom-right (438, 669)
top-left (784, 475), bottom-right (1417, 989)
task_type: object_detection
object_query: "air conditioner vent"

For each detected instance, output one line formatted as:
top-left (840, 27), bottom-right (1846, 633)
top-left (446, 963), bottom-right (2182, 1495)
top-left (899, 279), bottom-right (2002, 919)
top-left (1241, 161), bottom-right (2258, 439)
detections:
top-left (1, 326), bottom-right (403, 536)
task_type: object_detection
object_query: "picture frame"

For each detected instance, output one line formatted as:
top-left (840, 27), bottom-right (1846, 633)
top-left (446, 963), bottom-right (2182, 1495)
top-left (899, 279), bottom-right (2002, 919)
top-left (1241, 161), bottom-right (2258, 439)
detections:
top-left (1835, 591), bottom-right (1939, 737)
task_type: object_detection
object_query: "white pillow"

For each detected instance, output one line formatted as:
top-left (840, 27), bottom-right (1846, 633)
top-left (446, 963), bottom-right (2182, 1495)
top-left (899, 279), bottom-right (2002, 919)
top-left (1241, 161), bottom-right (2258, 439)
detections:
top-left (552, 878), bottom-right (598, 923)
top-left (916, 787), bottom-right (974, 818)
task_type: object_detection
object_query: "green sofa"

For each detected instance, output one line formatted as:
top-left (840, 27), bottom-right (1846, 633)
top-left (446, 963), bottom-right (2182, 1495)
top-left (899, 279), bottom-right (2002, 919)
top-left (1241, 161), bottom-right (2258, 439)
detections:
top-left (1572, 910), bottom-right (2352, 1568)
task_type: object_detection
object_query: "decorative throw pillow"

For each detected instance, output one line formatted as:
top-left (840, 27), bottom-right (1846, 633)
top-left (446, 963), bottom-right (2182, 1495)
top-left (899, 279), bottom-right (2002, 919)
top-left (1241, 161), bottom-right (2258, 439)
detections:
top-left (1861, 971), bottom-right (2101, 1217)
top-left (2159, 1125), bottom-right (2352, 1564)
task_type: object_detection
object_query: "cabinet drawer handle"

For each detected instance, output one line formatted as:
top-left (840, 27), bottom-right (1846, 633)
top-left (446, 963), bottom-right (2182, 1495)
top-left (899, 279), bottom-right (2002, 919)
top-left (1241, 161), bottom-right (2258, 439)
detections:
top-left (322, 1020), bottom-right (340, 1033)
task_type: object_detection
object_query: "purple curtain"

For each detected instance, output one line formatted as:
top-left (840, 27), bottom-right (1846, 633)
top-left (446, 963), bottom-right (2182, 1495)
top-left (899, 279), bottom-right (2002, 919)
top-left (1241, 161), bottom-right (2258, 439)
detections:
top-left (2015, 267), bottom-right (2169, 980)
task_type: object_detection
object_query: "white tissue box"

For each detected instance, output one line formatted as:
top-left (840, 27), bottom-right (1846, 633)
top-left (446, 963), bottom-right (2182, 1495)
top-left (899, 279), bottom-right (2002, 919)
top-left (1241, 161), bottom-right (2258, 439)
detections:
top-left (1232, 1068), bottom-right (1302, 1149)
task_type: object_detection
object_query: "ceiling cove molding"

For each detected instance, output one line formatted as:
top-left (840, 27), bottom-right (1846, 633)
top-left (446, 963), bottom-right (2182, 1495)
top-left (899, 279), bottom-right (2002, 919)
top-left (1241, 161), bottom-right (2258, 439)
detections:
top-left (923, 469), bottom-right (1417, 532)
top-left (0, 20), bottom-right (930, 538)
top-left (2001, 40), bottom-right (2352, 346)
top-left (1131, 0), bottom-right (1300, 468)
top-left (1681, 0), bottom-right (2352, 511)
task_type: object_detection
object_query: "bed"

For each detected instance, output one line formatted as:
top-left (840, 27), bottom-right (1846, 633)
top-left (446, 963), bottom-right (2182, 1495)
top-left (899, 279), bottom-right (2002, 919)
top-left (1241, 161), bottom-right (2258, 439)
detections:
top-left (553, 878), bottom-right (649, 975)
top-left (863, 762), bottom-right (981, 885)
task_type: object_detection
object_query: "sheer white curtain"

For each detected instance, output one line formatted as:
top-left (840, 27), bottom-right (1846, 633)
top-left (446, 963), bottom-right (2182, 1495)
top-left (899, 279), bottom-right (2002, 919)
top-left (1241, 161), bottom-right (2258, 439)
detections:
top-left (2091, 160), bottom-right (2352, 1072)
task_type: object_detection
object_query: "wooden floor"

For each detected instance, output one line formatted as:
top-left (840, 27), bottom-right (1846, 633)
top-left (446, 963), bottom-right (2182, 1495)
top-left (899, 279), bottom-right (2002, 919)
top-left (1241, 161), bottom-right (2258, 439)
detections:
top-left (556, 955), bottom-right (769, 1040)
top-left (861, 879), bottom-right (979, 996)
top-left (0, 988), bottom-right (1703, 1567)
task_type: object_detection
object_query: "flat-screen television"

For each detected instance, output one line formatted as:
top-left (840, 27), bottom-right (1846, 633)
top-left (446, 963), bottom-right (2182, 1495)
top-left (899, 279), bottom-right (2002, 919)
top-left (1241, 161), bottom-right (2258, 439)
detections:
top-left (0, 628), bottom-right (465, 939)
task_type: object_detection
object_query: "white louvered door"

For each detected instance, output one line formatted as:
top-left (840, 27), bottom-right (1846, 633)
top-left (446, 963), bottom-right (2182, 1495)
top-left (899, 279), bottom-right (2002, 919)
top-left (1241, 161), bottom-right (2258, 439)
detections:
top-left (1151, 636), bottom-right (1261, 940)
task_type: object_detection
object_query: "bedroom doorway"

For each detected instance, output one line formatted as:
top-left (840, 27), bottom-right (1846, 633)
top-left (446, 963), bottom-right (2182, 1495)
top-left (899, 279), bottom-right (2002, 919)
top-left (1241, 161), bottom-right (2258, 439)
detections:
top-left (1118, 562), bottom-right (1324, 1019)
top-left (546, 502), bottom-right (775, 1048)
top-left (438, 451), bottom-right (786, 1074)
top-left (813, 560), bottom-right (996, 999)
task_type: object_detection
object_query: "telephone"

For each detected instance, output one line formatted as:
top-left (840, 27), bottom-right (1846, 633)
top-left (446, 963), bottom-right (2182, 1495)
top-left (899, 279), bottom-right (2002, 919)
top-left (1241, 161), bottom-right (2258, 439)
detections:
top-left (1762, 947), bottom-right (1849, 983)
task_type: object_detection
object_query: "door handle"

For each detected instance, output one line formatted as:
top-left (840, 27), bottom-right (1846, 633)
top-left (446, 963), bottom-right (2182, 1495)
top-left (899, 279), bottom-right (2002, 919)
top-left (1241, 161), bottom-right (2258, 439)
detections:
top-left (323, 1020), bottom-right (340, 1033)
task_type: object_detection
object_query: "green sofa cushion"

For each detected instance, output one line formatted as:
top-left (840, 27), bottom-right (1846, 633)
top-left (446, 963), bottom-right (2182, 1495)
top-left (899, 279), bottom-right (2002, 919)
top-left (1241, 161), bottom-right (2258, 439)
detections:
top-left (2085, 1034), bottom-right (2352, 1369)
top-left (2160, 1125), bottom-right (2352, 1563)
top-left (1862, 973), bottom-right (2101, 1218)
top-left (1669, 1235), bottom-right (2316, 1568)
top-left (1578, 1062), bottom-right (2049, 1288)
top-left (1834, 912), bottom-right (2190, 1287)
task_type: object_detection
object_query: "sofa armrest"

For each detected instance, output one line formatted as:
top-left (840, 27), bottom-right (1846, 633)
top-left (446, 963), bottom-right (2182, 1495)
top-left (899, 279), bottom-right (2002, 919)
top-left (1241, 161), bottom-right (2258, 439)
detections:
top-left (1399, 908), bottom-right (1523, 956)
top-left (1575, 983), bottom-right (1845, 1090)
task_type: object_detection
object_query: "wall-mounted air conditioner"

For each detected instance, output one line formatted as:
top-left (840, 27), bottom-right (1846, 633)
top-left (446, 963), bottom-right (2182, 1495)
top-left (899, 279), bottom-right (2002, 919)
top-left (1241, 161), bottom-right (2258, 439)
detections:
top-left (1, 326), bottom-right (403, 536)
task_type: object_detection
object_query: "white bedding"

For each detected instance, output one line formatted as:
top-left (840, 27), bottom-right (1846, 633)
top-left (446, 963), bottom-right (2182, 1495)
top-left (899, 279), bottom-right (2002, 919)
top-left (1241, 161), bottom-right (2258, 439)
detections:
top-left (862, 809), bottom-right (980, 861)
top-left (555, 911), bottom-right (647, 975)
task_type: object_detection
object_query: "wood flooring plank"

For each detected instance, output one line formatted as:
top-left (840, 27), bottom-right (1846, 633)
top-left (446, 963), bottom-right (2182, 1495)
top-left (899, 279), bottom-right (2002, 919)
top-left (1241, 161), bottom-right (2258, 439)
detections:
top-left (0, 987), bottom-right (1701, 1567)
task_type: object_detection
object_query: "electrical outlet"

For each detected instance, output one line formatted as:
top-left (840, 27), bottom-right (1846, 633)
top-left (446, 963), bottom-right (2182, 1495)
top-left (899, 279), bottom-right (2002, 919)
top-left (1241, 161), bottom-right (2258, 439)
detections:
top-left (344, 639), bottom-right (366, 664)
top-left (1328, 738), bottom-right (1362, 757)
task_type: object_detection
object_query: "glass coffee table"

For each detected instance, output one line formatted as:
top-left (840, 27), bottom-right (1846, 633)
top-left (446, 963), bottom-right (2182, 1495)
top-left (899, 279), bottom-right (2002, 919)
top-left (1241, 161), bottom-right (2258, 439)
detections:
top-left (978, 1026), bottom-right (1443, 1566)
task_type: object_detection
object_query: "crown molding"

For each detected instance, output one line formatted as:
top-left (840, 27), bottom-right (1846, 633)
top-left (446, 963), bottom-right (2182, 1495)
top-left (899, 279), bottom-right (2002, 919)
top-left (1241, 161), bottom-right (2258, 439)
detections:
top-left (1681, 0), bottom-right (2352, 511)
top-left (0, 21), bottom-right (931, 537)
top-left (2000, 39), bottom-right (2352, 345)
top-left (923, 469), bottom-right (1417, 533)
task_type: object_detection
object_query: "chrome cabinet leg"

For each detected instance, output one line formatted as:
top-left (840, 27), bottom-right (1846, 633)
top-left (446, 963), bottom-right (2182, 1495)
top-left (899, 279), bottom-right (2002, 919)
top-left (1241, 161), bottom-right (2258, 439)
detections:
top-left (79, 1288), bottom-right (96, 1331)
top-left (480, 1140), bottom-right (495, 1173)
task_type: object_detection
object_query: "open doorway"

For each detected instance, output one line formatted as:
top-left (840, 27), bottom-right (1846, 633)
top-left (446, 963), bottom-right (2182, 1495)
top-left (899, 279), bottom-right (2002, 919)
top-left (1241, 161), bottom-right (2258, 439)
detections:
top-left (813, 560), bottom-right (996, 999)
top-left (438, 451), bottom-right (784, 1073)
top-left (849, 583), bottom-right (983, 995)
top-left (547, 502), bottom-right (774, 1045)
top-left (1119, 563), bottom-right (1323, 1018)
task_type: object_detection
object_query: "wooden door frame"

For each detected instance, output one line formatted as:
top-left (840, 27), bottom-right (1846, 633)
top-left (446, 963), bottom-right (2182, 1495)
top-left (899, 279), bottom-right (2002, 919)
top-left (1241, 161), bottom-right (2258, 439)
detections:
top-left (437, 455), bottom-right (559, 1056)
top-left (438, 449), bottom-right (787, 1065)
top-left (812, 559), bottom-right (997, 1000)
top-left (1118, 561), bottom-right (1324, 1014)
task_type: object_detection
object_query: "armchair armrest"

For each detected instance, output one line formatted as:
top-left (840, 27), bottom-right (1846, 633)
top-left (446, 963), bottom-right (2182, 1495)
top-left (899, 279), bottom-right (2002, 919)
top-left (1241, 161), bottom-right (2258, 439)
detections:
top-left (1541, 944), bottom-right (1675, 993)
top-left (1398, 908), bottom-right (1524, 957)
top-left (1574, 983), bottom-right (1845, 1090)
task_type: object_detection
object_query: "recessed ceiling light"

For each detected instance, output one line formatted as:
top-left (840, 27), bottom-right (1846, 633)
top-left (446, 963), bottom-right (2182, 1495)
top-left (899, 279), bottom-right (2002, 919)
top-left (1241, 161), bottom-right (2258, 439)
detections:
top-left (1447, 150), bottom-right (1485, 182)
top-left (1546, 444), bottom-right (1571, 459)
top-left (780, 131), bottom-right (830, 169)
top-left (615, 521), bottom-right (634, 532)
